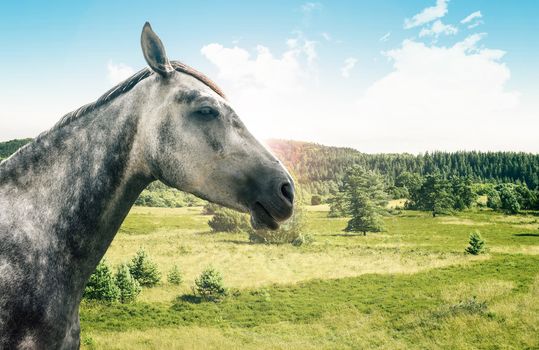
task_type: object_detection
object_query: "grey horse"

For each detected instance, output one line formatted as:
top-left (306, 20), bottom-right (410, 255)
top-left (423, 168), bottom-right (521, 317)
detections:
top-left (0, 22), bottom-right (294, 349)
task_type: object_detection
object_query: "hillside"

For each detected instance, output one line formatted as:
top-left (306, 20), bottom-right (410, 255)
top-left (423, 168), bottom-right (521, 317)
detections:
top-left (2, 138), bottom-right (539, 195)
top-left (0, 138), bottom-right (32, 160)
top-left (267, 139), bottom-right (539, 194)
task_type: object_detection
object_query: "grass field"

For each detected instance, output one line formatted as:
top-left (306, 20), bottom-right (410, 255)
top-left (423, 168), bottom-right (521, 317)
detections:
top-left (80, 206), bottom-right (539, 349)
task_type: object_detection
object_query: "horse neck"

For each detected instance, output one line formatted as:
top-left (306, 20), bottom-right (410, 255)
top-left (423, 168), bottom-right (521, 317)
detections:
top-left (1, 99), bottom-right (152, 273)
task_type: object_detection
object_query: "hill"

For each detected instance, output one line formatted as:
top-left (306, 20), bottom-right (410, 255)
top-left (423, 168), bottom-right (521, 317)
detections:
top-left (2, 138), bottom-right (539, 195)
top-left (267, 139), bottom-right (539, 194)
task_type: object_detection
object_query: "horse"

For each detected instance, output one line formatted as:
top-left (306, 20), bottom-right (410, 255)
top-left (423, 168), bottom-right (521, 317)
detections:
top-left (0, 22), bottom-right (294, 349)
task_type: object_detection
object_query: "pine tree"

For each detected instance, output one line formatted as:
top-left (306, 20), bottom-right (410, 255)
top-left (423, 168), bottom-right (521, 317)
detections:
top-left (128, 248), bottom-right (161, 287)
top-left (167, 265), bottom-right (183, 285)
top-left (115, 264), bottom-right (141, 303)
top-left (341, 166), bottom-right (388, 235)
top-left (83, 260), bottom-right (120, 302)
top-left (465, 232), bottom-right (486, 255)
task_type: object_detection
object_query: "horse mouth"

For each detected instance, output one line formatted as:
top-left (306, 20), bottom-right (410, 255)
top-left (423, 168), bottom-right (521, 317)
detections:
top-left (250, 202), bottom-right (279, 230)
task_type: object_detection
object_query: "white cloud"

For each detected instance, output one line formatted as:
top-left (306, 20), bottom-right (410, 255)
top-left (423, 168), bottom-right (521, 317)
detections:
top-left (467, 21), bottom-right (483, 29)
top-left (419, 20), bottom-right (458, 38)
top-left (379, 32), bottom-right (391, 42)
top-left (301, 2), bottom-right (322, 14)
top-left (107, 61), bottom-right (134, 85)
top-left (321, 32), bottom-right (331, 41)
top-left (461, 11), bottom-right (482, 24)
top-left (350, 36), bottom-right (531, 152)
top-left (461, 11), bottom-right (483, 29)
top-left (404, 0), bottom-right (448, 29)
top-left (341, 57), bottom-right (358, 78)
top-left (200, 38), bottom-right (323, 141)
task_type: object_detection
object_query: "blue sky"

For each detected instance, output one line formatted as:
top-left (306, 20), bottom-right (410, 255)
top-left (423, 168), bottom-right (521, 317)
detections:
top-left (1, 1), bottom-right (538, 152)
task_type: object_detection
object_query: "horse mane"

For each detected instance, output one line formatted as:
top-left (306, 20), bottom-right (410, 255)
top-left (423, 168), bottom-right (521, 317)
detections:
top-left (54, 61), bottom-right (225, 130)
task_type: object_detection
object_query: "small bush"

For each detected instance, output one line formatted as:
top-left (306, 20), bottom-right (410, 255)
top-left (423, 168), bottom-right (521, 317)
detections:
top-left (449, 296), bottom-right (488, 315)
top-left (248, 204), bottom-right (307, 244)
top-left (201, 202), bottom-right (222, 215)
top-left (83, 260), bottom-right (120, 302)
top-left (167, 265), bottom-right (183, 285)
top-left (193, 266), bottom-right (227, 301)
top-left (311, 195), bottom-right (322, 206)
top-left (292, 233), bottom-right (315, 247)
top-left (208, 207), bottom-right (251, 233)
top-left (465, 231), bottom-right (486, 255)
top-left (115, 263), bottom-right (141, 303)
top-left (128, 248), bottom-right (161, 287)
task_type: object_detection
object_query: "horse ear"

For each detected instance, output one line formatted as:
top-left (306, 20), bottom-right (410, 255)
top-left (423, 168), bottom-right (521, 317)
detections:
top-left (141, 22), bottom-right (173, 77)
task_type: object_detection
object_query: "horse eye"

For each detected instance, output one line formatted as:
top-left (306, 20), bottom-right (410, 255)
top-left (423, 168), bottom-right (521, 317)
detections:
top-left (197, 107), bottom-right (219, 119)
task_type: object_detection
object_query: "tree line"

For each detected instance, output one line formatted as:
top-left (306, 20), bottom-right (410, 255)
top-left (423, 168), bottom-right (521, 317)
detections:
top-left (267, 140), bottom-right (539, 195)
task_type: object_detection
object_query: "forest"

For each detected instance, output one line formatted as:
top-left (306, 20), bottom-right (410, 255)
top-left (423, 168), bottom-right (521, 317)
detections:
top-left (2, 138), bottom-right (539, 201)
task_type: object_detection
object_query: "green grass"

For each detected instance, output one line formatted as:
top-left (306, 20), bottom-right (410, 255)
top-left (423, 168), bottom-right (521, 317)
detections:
top-left (81, 206), bottom-right (539, 349)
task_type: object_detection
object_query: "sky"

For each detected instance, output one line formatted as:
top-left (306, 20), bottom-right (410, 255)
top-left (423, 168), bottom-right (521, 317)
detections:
top-left (1, 0), bottom-right (538, 153)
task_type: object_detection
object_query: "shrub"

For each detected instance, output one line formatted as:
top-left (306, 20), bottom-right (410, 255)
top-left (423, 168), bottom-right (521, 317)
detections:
top-left (292, 233), bottom-right (315, 247)
top-left (248, 204), bottom-right (307, 244)
top-left (208, 207), bottom-right (251, 233)
top-left (311, 195), bottom-right (322, 206)
top-left (486, 190), bottom-right (501, 210)
top-left (465, 231), bottom-right (486, 255)
top-left (167, 265), bottom-right (183, 285)
top-left (449, 296), bottom-right (488, 315)
top-left (128, 248), bottom-right (161, 287)
top-left (193, 266), bottom-right (227, 301)
top-left (83, 260), bottom-right (120, 302)
top-left (202, 202), bottom-right (221, 215)
top-left (115, 263), bottom-right (141, 303)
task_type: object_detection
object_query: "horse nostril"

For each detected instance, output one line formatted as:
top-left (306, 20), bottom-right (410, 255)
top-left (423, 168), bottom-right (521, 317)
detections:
top-left (280, 183), bottom-right (294, 205)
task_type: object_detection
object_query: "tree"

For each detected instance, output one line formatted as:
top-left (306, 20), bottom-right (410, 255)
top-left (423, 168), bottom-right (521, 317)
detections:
top-left (115, 264), bottom-right (141, 303)
top-left (83, 260), bottom-right (120, 302)
top-left (194, 266), bottom-right (227, 302)
top-left (395, 172), bottom-right (424, 198)
top-left (486, 190), bottom-right (501, 210)
top-left (332, 166), bottom-right (388, 235)
top-left (451, 176), bottom-right (476, 210)
top-left (310, 195), bottom-right (322, 206)
top-left (465, 232), bottom-right (486, 255)
top-left (327, 188), bottom-right (349, 218)
top-left (167, 265), bottom-right (183, 285)
top-left (128, 248), bottom-right (161, 287)
top-left (497, 184), bottom-right (520, 214)
top-left (408, 174), bottom-right (454, 217)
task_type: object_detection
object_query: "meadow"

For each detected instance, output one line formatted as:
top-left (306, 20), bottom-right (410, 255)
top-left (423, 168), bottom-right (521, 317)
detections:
top-left (80, 206), bottom-right (539, 349)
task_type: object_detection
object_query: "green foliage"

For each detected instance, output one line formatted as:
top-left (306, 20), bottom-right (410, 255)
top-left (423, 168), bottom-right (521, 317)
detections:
top-left (167, 265), bottom-right (183, 285)
top-left (128, 248), bottom-right (161, 287)
top-left (327, 192), bottom-right (348, 217)
top-left (83, 260), bottom-right (120, 302)
top-left (248, 204), bottom-right (307, 244)
top-left (406, 174), bottom-right (476, 216)
top-left (201, 202), bottom-right (221, 215)
top-left (134, 182), bottom-right (203, 208)
top-left (394, 171), bottom-right (424, 198)
top-left (115, 264), bottom-right (141, 303)
top-left (310, 195), bottom-right (322, 205)
top-left (291, 233), bottom-right (315, 246)
top-left (193, 266), bottom-right (227, 301)
top-left (0, 138), bottom-right (32, 159)
top-left (465, 231), bottom-right (486, 255)
top-left (208, 207), bottom-right (251, 233)
top-left (329, 166), bottom-right (388, 234)
top-left (497, 184), bottom-right (521, 214)
top-left (487, 190), bottom-right (502, 210)
top-left (268, 139), bottom-right (539, 195)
